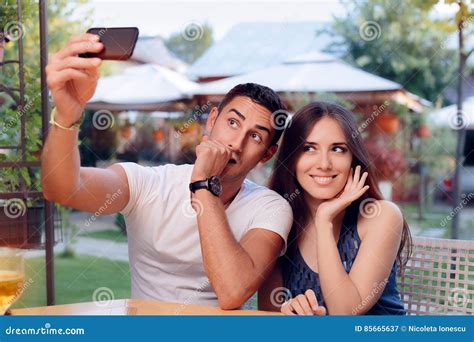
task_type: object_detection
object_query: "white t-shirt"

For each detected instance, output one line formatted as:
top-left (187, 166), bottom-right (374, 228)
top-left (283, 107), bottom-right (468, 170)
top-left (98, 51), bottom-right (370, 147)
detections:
top-left (118, 163), bottom-right (293, 306)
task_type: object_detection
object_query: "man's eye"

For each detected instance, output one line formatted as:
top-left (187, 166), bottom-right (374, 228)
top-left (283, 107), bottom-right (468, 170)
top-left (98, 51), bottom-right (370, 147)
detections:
top-left (228, 119), bottom-right (238, 128)
top-left (251, 133), bottom-right (262, 143)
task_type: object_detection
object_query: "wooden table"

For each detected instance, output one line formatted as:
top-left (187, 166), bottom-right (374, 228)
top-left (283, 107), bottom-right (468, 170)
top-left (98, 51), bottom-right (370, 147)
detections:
top-left (11, 299), bottom-right (280, 315)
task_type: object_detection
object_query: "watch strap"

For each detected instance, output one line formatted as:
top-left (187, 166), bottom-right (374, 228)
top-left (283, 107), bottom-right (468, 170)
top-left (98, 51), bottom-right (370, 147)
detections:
top-left (189, 179), bottom-right (209, 193)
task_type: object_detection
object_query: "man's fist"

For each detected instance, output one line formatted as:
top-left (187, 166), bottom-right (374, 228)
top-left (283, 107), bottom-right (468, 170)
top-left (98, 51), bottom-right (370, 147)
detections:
top-left (191, 136), bottom-right (233, 181)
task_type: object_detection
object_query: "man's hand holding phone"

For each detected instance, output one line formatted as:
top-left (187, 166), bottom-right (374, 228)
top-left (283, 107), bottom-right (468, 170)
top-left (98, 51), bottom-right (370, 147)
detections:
top-left (46, 33), bottom-right (103, 127)
top-left (46, 27), bottom-right (139, 127)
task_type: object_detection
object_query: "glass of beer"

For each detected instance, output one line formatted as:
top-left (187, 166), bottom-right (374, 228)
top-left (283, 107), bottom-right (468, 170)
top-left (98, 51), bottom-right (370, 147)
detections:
top-left (0, 247), bottom-right (25, 315)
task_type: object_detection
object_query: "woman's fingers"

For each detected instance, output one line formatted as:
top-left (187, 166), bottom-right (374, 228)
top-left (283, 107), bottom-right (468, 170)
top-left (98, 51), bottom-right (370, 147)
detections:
top-left (296, 294), bottom-right (314, 315)
top-left (288, 298), bottom-right (306, 315)
top-left (344, 168), bottom-right (353, 191)
top-left (280, 291), bottom-right (327, 316)
top-left (314, 306), bottom-right (327, 316)
top-left (304, 289), bottom-right (320, 312)
top-left (352, 165), bottom-right (361, 187)
top-left (353, 185), bottom-right (370, 201)
top-left (281, 296), bottom-right (312, 315)
top-left (280, 302), bottom-right (296, 315)
top-left (358, 171), bottom-right (369, 189)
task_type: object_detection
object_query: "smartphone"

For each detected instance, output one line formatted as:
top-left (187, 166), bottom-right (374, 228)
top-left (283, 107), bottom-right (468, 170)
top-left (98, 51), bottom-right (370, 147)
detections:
top-left (79, 27), bottom-right (139, 60)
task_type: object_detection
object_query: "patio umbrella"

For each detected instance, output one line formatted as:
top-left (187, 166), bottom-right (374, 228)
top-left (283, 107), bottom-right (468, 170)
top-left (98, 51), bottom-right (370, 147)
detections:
top-left (88, 64), bottom-right (199, 107)
top-left (428, 96), bottom-right (474, 129)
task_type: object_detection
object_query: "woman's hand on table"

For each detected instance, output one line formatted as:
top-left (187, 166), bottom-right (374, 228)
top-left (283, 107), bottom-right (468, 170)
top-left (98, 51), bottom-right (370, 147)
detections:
top-left (280, 289), bottom-right (327, 316)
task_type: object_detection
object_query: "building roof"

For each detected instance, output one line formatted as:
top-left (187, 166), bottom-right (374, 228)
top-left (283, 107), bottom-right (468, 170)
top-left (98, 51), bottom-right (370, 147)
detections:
top-left (131, 36), bottom-right (188, 72)
top-left (195, 51), bottom-right (402, 94)
top-left (187, 22), bottom-right (339, 79)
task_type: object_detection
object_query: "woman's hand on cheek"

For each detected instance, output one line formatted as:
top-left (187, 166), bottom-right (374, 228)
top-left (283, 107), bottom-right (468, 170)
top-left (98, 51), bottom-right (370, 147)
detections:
top-left (315, 165), bottom-right (369, 225)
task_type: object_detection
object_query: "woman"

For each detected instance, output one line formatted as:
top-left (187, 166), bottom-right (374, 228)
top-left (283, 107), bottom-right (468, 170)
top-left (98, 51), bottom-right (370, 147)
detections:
top-left (259, 102), bottom-right (411, 315)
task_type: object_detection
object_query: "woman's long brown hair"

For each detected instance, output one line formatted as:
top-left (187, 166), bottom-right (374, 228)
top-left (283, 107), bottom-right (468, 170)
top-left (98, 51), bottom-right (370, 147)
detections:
top-left (269, 101), bottom-right (412, 271)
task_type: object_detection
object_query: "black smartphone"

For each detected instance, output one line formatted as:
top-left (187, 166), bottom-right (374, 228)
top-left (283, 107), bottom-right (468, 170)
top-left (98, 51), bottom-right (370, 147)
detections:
top-left (79, 27), bottom-right (139, 60)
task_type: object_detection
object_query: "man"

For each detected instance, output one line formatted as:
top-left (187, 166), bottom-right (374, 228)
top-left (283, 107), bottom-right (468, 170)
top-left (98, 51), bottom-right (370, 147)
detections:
top-left (42, 33), bottom-right (292, 309)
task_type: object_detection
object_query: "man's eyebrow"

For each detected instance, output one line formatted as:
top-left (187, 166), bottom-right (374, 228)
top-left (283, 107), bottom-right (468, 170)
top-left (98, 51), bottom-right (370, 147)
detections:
top-left (228, 109), bottom-right (271, 135)
top-left (255, 124), bottom-right (271, 135)
top-left (228, 108), bottom-right (246, 121)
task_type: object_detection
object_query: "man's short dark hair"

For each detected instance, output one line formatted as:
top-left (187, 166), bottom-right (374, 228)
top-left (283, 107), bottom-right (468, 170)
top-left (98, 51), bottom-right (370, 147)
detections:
top-left (217, 83), bottom-right (287, 146)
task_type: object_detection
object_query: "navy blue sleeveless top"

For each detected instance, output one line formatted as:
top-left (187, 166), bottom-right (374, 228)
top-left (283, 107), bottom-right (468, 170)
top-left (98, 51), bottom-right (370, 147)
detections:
top-left (281, 204), bottom-right (406, 315)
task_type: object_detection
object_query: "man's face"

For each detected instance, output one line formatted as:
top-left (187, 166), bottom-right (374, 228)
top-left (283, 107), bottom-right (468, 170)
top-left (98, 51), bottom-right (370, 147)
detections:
top-left (206, 96), bottom-right (278, 183)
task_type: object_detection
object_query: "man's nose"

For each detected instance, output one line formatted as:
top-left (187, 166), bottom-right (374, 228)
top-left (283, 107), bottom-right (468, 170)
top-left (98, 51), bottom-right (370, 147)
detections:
top-left (227, 133), bottom-right (245, 154)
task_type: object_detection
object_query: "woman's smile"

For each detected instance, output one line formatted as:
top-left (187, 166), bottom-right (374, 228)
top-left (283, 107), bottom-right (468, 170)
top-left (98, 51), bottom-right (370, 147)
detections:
top-left (309, 174), bottom-right (338, 186)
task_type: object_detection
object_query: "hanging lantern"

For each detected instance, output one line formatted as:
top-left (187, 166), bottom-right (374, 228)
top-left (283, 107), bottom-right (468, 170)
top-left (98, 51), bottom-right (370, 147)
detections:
top-left (417, 124), bottom-right (430, 138)
top-left (376, 113), bottom-right (400, 134)
top-left (152, 129), bottom-right (165, 142)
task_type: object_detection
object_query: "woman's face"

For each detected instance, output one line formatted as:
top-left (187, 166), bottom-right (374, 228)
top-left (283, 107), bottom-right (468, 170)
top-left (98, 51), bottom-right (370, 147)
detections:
top-left (295, 116), bottom-right (353, 201)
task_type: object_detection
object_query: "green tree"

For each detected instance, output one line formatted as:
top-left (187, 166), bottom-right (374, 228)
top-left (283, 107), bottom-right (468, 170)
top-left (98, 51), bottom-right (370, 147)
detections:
top-left (330, 0), bottom-right (457, 103)
top-left (0, 0), bottom-right (92, 193)
top-left (165, 22), bottom-right (213, 64)
top-left (413, 0), bottom-right (473, 239)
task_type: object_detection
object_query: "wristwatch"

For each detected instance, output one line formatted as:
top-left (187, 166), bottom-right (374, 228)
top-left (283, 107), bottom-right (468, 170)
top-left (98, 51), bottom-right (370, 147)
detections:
top-left (189, 176), bottom-right (222, 197)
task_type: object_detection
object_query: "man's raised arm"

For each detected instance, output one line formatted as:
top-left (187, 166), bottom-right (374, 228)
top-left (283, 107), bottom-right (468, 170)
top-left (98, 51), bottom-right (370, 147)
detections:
top-left (42, 33), bottom-right (129, 214)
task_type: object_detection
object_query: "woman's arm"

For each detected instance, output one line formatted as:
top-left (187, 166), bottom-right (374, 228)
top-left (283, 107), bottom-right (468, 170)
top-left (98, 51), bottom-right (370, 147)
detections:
top-left (316, 200), bottom-right (403, 315)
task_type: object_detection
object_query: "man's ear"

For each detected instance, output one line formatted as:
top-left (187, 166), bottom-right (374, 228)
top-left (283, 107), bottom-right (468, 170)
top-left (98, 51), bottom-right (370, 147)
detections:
top-left (260, 144), bottom-right (278, 164)
top-left (206, 107), bottom-right (219, 134)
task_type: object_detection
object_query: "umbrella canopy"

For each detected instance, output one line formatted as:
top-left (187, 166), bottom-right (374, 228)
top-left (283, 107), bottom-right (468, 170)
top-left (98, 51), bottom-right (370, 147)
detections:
top-left (89, 64), bottom-right (199, 105)
top-left (195, 51), bottom-right (402, 94)
top-left (429, 97), bottom-right (474, 129)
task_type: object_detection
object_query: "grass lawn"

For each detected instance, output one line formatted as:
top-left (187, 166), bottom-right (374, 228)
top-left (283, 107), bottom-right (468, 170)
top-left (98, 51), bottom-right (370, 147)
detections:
top-left (400, 203), bottom-right (473, 239)
top-left (79, 229), bottom-right (128, 243)
top-left (12, 254), bottom-right (130, 309)
top-left (400, 203), bottom-right (451, 237)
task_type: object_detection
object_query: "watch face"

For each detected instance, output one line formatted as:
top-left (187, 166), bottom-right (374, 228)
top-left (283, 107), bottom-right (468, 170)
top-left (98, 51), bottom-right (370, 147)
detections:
top-left (209, 176), bottom-right (222, 196)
